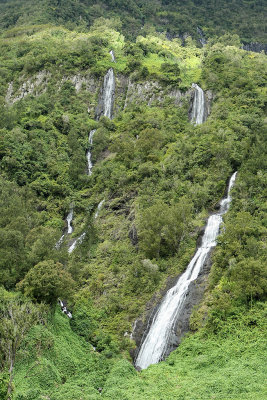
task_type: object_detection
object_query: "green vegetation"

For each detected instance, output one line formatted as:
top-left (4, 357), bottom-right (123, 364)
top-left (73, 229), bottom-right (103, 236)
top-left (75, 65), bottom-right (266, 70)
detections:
top-left (102, 303), bottom-right (267, 400)
top-left (0, 0), bottom-right (266, 43)
top-left (0, 1), bottom-right (266, 399)
top-left (12, 308), bottom-right (111, 400)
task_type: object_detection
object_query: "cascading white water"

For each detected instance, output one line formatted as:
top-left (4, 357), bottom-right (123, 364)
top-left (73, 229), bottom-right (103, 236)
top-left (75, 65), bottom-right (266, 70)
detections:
top-left (135, 172), bottom-right (237, 370)
top-left (191, 83), bottom-right (206, 125)
top-left (95, 199), bottom-right (105, 219)
top-left (103, 68), bottom-right (115, 119)
top-left (68, 232), bottom-right (86, 254)
top-left (55, 234), bottom-right (65, 250)
top-left (66, 209), bottom-right (74, 234)
top-left (109, 50), bottom-right (116, 63)
top-left (55, 209), bottom-right (74, 249)
top-left (59, 299), bottom-right (72, 318)
top-left (67, 200), bottom-right (104, 254)
top-left (68, 199), bottom-right (104, 253)
top-left (67, 64), bottom-right (114, 254)
top-left (87, 129), bottom-right (96, 175)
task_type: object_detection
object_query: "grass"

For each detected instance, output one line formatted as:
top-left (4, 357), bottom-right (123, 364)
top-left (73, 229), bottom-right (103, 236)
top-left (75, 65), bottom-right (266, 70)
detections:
top-left (13, 309), bottom-right (111, 400)
top-left (12, 304), bottom-right (267, 400)
top-left (101, 303), bottom-right (267, 400)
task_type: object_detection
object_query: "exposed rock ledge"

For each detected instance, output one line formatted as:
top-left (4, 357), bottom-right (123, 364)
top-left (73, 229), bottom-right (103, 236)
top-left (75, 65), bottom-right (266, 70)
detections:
top-left (5, 70), bottom-right (51, 105)
top-left (5, 71), bottom-right (213, 124)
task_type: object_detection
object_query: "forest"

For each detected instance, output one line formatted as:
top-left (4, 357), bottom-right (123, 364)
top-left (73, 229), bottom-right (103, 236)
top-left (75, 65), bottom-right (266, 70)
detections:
top-left (0, 0), bottom-right (266, 399)
top-left (0, 0), bottom-right (266, 43)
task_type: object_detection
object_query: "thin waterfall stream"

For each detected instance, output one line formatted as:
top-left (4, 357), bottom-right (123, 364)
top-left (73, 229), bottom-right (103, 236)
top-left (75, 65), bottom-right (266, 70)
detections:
top-left (135, 172), bottom-right (237, 370)
top-left (66, 209), bottom-right (74, 233)
top-left (55, 209), bottom-right (73, 249)
top-left (68, 65), bottom-right (115, 253)
top-left (109, 50), bottom-right (116, 63)
top-left (87, 129), bottom-right (96, 175)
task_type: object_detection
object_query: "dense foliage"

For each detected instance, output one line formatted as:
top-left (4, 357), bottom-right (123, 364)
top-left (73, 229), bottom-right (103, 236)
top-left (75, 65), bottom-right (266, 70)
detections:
top-left (0, 1), bottom-right (266, 398)
top-left (0, 0), bottom-right (266, 43)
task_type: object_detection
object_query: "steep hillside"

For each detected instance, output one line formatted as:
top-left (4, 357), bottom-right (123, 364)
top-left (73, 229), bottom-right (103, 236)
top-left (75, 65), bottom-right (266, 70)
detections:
top-left (0, 3), bottom-right (266, 399)
top-left (0, 0), bottom-right (266, 43)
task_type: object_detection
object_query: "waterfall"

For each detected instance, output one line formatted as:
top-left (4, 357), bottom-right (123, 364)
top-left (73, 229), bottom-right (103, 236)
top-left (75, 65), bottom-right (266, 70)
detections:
top-left (55, 234), bottom-right (65, 250)
top-left (68, 232), bottom-right (86, 254)
top-left (109, 50), bottom-right (116, 62)
top-left (95, 199), bottom-right (105, 219)
top-left (103, 68), bottom-right (115, 119)
top-left (68, 200), bottom-right (104, 253)
top-left (191, 83), bottom-right (206, 125)
top-left (67, 63), bottom-right (114, 254)
top-left (87, 129), bottom-right (96, 175)
top-left (66, 209), bottom-right (74, 234)
top-left (55, 209), bottom-right (73, 249)
top-left (58, 299), bottom-right (72, 318)
top-left (135, 172), bottom-right (237, 370)
top-left (197, 27), bottom-right (207, 47)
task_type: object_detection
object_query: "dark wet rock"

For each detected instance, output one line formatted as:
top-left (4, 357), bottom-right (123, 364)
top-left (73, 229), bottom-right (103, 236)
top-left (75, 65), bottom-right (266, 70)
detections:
top-left (242, 42), bottom-right (267, 54)
top-left (131, 239), bottom-right (214, 364)
top-left (196, 225), bottom-right (206, 247)
top-left (197, 27), bottom-right (207, 47)
top-left (129, 224), bottom-right (138, 246)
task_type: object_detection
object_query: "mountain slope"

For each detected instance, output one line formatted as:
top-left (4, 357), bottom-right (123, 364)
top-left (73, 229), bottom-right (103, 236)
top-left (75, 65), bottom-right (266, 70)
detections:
top-left (0, 0), bottom-right (266, 43)
top-left (0, 2), bottom-right (266, 399)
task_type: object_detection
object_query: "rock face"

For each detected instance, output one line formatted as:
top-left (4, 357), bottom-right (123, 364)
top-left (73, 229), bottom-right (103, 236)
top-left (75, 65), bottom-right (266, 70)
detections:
top-left (197, 27), bottom-right (207, 47)
top-left (242, 42), bottom-right (267, 54)
top-left (5, 69), bottom-right (213, 122)
top-left (124, 80), bottom-right (187, 108)
top-left (5, 70), bottom-right (51, 104)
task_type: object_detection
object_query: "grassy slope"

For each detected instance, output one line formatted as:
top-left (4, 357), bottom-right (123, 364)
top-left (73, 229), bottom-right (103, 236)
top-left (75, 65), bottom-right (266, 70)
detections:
top-left (13, 309), bottom-right (111, 400)
top-left (12, 304), bottom-right (267, 400)
top-left (102, 304), bottom-right (267, 400)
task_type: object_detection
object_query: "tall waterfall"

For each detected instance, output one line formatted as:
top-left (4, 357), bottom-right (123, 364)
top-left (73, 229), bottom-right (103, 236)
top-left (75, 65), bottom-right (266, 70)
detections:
top-left (68, 65), bottom-right (114, 254)
top-left (87, 129), bottom-right (96, 175)
top-left (103, 68), bottom-right (115, 119)
top-left (191, 83), bottom-right (206, 125)
top-left (135, 172), bottom-right (237, 370)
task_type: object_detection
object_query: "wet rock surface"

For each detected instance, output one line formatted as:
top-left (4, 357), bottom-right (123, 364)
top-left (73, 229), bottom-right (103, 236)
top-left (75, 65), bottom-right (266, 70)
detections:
top-left (188, 86), bottom-right (213, 123)
top-left (131, 251), bottom-right (213, 363)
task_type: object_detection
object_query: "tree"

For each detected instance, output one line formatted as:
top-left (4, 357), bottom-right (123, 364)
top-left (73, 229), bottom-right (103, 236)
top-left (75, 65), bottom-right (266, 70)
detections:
top-left (137, 198), bottom-right (192, 258)
top-left (229, 258), bottom-right (267, 306)
top-left (0, 289), bottom-right (42, 398)
top-left (17, 260), bottom-right (76, 304)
